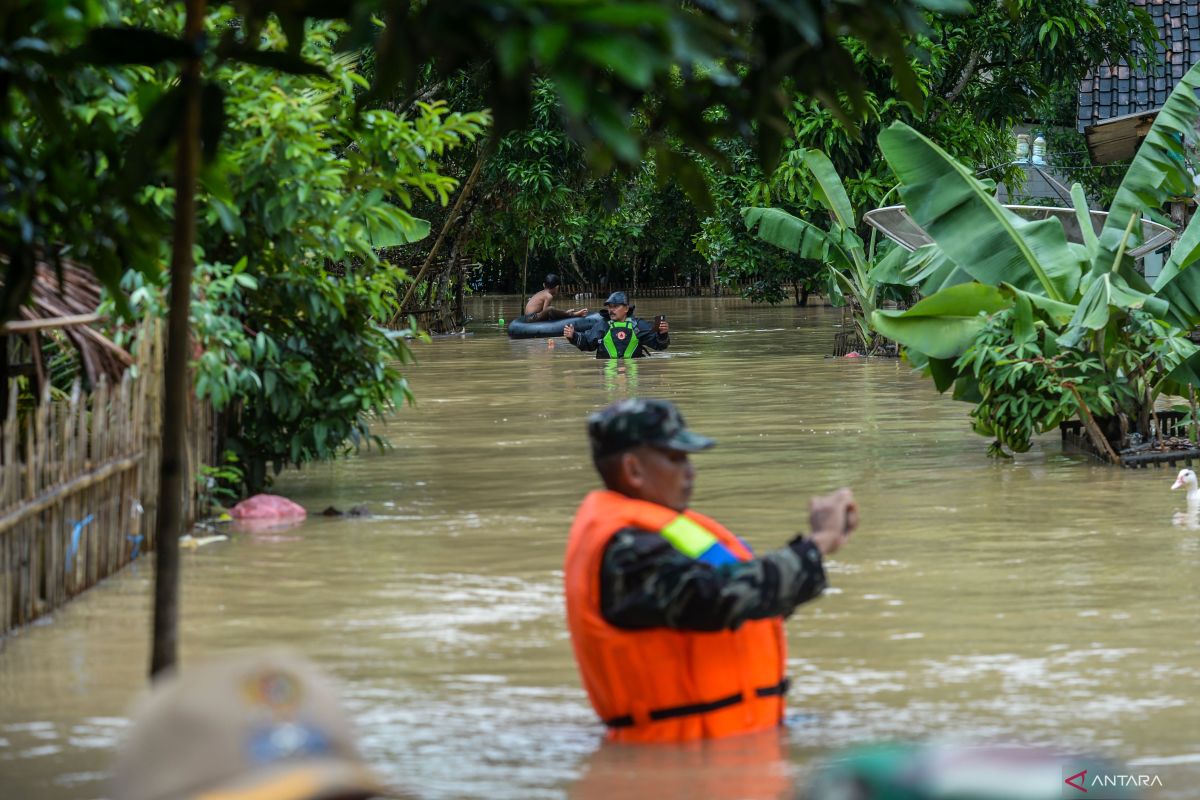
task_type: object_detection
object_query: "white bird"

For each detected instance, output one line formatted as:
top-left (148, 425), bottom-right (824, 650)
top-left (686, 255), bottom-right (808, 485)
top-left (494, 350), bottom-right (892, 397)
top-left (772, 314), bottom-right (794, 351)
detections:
top-left (1171, 468), bottom-right (1200, 511)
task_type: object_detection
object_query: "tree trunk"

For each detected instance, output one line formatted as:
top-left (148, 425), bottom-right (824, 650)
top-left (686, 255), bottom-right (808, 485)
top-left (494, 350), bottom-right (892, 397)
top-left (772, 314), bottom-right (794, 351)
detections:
top-left (152, 0), bottom-right (205, 678)
top-left (710, 261), bottom-right (720, 297)
top-left (1070, 386), bottom-right (1121, 465)
top-left (1138, 392), bottom-right (1152, 442)
top-left (519, 238), bottom-right (528, 298)
top-left (398, 149), bottom-right (486, 313)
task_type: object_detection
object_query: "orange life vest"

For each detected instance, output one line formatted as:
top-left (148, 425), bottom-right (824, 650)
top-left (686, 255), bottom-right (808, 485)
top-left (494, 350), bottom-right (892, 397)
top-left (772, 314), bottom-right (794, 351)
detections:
top-left (564, 490), bottom-right (789, 743)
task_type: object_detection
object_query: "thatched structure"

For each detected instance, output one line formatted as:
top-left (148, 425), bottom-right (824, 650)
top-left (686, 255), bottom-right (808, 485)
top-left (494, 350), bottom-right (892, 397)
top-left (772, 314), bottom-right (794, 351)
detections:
top-left (2, 260), bottom-right (132, 411)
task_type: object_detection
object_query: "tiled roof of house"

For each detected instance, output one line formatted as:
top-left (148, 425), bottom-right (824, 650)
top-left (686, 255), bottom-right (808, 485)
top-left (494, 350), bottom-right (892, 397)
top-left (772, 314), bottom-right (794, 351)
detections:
top-left (1077, 0), bottom-right (1200, 132)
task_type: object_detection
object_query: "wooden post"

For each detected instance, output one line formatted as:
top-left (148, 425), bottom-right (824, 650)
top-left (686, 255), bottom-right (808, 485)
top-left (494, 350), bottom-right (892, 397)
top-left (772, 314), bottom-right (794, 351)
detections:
top-left (152, 0), bottom-right (205, 679)
top-left (453, 264), bottom-right (465, 325)
top-left (1191, 385), bottom-right (1199, 445)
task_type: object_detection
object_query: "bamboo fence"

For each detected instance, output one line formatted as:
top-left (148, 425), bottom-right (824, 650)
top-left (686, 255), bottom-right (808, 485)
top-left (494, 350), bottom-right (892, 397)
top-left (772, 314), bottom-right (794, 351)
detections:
top-left (0, 321), bottom-right (216, 637)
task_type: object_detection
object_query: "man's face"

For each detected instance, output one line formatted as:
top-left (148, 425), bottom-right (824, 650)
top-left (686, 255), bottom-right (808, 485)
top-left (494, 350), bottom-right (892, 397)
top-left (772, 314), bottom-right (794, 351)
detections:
top-left (607, 303), bottom-right (629, 321)
top-left (624, 446), bottom-right (694, 512)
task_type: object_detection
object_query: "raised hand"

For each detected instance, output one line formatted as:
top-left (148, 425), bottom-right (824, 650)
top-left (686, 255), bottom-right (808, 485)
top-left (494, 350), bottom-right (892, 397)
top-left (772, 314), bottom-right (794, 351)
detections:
top-left (807, 488), bottom-right (858, 556)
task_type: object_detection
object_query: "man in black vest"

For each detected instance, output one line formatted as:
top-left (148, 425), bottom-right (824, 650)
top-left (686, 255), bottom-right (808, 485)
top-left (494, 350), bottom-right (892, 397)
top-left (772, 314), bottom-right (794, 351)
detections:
top-left (564, 291), bottom-right (669, 358)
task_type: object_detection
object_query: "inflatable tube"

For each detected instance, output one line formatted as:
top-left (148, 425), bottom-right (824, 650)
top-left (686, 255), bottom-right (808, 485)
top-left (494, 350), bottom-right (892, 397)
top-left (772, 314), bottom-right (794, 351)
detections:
top-left (507, 311), bottom-right (604, 339)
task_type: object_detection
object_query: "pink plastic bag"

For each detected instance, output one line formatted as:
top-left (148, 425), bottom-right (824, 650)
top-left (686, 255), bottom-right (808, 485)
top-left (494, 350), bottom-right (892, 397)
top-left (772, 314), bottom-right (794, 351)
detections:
top-left (229, 494), bottom-right (307, 520)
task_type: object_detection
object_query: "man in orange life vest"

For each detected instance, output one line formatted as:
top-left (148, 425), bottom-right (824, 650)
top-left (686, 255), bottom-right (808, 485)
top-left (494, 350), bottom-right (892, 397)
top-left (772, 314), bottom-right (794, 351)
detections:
top-left (564, 398), bottom-right (858, 743)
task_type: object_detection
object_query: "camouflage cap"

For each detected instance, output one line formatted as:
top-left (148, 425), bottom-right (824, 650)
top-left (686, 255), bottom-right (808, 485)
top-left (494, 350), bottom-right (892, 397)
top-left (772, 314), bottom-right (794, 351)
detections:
top-left (603, 291), bottom-right (629, 306)
top-left (588, 398), bottom-right (716, 458)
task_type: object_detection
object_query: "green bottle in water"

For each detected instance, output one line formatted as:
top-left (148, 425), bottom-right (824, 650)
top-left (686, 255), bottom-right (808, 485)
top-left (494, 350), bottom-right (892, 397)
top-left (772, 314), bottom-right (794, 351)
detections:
top-left (498, 316), bottom-right (505, 326)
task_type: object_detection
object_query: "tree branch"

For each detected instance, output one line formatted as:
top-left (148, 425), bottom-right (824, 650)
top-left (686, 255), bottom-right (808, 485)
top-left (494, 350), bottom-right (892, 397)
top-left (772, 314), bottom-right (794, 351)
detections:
top-left (929, 49), bottom-right (982, 123)
top-left (398, 144), bottom-right (489, 313)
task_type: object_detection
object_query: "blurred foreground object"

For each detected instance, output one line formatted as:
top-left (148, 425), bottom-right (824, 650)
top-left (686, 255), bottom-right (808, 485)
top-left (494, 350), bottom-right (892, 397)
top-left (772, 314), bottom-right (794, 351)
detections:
top-left (112, 649), bottom-right (400, 800)
top-left (805, 743), bottom-right (1141, 800)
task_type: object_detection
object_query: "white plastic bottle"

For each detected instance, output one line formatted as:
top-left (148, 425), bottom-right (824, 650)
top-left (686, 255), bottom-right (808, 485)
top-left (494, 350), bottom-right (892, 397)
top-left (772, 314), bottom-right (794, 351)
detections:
top-left (1032, 135), bottom-right (1047, 165)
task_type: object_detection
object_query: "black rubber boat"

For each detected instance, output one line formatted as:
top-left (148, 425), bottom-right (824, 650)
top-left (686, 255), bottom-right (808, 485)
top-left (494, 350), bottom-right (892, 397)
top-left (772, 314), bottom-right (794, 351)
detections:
top-left (507, 312), bottom-right (604, 339)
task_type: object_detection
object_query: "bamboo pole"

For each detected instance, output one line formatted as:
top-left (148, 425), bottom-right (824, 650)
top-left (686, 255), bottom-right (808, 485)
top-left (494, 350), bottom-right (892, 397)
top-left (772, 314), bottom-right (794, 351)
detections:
top-left (1, 384), bottom-right (14, 631)
top-left (152, 0), bottom-right (206, 678)
top-left (0, 313), bottom-right (101, 333)
top-left (0, 457), bottom-right (141, 537)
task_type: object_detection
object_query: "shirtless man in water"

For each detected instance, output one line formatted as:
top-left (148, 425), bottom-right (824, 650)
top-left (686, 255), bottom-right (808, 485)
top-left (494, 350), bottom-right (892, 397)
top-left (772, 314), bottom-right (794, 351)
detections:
top-left (524, 273), bottom-right (588, 322)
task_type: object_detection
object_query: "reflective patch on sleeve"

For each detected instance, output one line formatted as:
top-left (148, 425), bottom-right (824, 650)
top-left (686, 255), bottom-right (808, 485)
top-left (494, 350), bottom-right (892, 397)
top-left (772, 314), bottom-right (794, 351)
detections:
top-left (660, 515), bottom-right (718, 559)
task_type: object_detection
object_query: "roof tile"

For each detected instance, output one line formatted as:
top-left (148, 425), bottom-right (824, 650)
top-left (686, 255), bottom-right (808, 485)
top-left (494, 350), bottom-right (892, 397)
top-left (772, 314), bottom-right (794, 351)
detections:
top-left (1078, 0), bottom-right (1200, 131)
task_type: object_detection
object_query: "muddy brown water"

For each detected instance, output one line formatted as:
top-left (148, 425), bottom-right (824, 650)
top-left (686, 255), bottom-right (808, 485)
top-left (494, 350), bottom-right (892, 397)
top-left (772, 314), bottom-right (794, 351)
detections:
top-left (2, 296), bottom-right (1198, 799)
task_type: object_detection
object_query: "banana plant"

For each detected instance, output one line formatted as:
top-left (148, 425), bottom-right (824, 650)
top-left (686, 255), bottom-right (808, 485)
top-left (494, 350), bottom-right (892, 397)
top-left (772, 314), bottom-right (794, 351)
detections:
top-left (865, 58), bottom-right (1200, 458)
top-left (742, 149), bottom-right (898, 354)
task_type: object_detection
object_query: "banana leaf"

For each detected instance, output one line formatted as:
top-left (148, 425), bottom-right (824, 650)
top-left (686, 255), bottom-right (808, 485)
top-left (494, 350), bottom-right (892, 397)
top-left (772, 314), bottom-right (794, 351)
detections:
top-left (878, 122), bottom-right (1086, 303)
top-left (1020, 290), bottom-right (1076, 327)
top-left (801, 149), bottom-right (857, 233)
top-left (742, 207), bottom-right (853, 271)
top-left (1070, 183), bottom-right (1101, 260)
top-left (1100, 60), bottom-right (1200, 255)
top-left (870, 282), bottom-right (1010, 360)
top-left (364, 205), bottom-right (430, 248)
top-left (870, 244), bottom-right (917, 285)
top-left (1153, 210), bottom-right (1200, 328)
top-left (1063, 271), bottom-right (1170, 340)
top-left (1011, 289), bottom-right (1035, 344)
top-left (872, 243), bottom-right (974, 295)
top-left (1166, 349), bottom-right (1200, 391)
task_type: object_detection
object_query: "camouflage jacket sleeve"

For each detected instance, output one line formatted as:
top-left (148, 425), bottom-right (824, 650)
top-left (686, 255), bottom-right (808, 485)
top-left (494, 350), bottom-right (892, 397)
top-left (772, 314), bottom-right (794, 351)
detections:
top-left (598, 527), bottom-right (827, 631)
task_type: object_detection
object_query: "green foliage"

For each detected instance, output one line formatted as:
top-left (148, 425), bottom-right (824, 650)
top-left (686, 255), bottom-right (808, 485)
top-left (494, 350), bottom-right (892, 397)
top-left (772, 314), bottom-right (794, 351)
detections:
top-left (691, 136), bottom-right (824, 304)
top-left (197, 450), bottom-right (245, 510)
top-left (955, 309), bottom-right (1194, 457)
top-left (870, 73), bottom-right (1200, 457)
top-left (773, 0), bottom-right (1157, 217)
top-left (92, 12), bottom-right (487, 492)
top-left (702, 0), bottom-right (1156, 307)
top-left (955, 309), bottom-right (1110, 457)
top-left (877, 124), bottom-right (1087, 302)
top-left (872, 283), bottom-right (1010, 360)
top-left (188, 26), bottom-right (488, 491)
top-left (744, 150), bottom-right (901, 349)
top-left (0, 1), bottom-right (167, 323)
top-left (5, 0), bottom-right (964, 327)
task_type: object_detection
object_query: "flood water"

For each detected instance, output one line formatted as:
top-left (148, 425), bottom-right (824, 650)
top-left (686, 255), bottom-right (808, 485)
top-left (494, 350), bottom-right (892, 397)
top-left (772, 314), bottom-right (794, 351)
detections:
top-left (2, 295), bottom-right (1199, 799)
